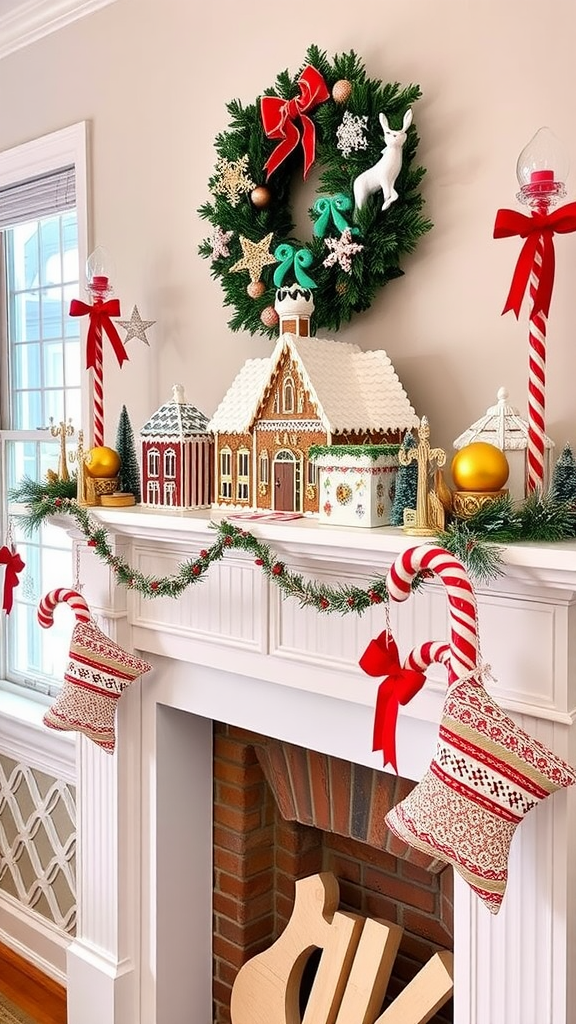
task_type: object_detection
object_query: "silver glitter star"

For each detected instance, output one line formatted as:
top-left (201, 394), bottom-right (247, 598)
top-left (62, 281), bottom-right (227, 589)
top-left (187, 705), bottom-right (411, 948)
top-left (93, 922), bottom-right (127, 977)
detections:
top-left (116, 305), bottom-right (156, 346)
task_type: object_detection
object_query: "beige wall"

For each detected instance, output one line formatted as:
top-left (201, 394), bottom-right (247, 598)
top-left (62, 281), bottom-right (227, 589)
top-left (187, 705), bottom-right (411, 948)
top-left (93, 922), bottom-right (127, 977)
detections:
top-left (1, 0), bottom-right (575, 460)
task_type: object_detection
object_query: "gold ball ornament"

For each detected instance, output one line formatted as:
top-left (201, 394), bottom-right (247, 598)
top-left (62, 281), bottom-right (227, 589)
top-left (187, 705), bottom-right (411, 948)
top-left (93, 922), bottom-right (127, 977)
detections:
top-left (85, 446), bottom-right (122, 478)
top-left (332, 79), bottom-right (352, 104)
top-left (247, 281), bottom-right (266, 299)
top-left (250, 186), bottom-right (271, 209)
top-left (451, 442), bottom-right (509, 492)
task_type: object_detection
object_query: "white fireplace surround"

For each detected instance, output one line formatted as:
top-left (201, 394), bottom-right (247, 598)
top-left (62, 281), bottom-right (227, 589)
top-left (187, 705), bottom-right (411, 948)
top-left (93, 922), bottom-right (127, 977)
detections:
top-left (61, 509), bottom-right (576, 1024)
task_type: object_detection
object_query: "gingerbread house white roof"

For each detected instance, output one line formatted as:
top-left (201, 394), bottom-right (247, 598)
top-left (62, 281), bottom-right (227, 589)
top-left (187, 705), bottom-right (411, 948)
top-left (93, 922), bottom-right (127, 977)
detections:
top-left (208, 334), bottom-right (418, 435)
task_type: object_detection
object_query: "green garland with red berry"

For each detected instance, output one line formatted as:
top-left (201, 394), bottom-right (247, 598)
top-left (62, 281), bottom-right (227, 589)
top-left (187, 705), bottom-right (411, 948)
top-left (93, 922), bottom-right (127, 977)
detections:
top-left (197, 44), bottom-right (431, 339)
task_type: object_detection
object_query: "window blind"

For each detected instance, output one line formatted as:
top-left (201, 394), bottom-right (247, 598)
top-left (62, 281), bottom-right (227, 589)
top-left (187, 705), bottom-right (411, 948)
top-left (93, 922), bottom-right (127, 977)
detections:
top-left (0, 165), bottom-right (75, 230)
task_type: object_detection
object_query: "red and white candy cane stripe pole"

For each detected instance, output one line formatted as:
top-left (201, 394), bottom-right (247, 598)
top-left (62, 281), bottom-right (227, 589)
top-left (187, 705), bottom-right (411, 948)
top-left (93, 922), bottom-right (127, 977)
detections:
top-left (92, 322), bottom-right (105, 448)
top-left (526, 237), bottom-right (547, 493)
top-left (387, 545), bottom-right (479, 684)
top-left (38, 588), bottom-right (91, 629)
top-left (404, 640), bottom-right (451, 674)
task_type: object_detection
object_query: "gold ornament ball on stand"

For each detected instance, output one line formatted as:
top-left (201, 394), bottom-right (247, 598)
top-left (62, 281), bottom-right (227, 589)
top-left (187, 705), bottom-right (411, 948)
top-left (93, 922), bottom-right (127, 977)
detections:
top-left (85, 446), bottom-right (122, 478)
top-left (451, 441), bottom-right (509, 518)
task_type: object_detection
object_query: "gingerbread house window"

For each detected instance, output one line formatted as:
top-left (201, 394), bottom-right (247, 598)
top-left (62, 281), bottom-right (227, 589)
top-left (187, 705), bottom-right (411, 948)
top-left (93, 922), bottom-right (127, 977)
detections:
top-left (307, 460), bottom-right (317, 486)
top-left (147, 480), bottom-right (160, 505)
top-left (164, 481), bottom-right (176, 506)
top-left (148, 448), bottom-right (160, 478)
top-left (220, 448), bottom-right (232, 499)
top-left (283, 376), bottom-right (295, 413)
top-left (259, 450), bottom-right (269, 486)
top-left (237, 448), bottom-right (250, 501)
top-left (164, 448), bottom-right (176, 478)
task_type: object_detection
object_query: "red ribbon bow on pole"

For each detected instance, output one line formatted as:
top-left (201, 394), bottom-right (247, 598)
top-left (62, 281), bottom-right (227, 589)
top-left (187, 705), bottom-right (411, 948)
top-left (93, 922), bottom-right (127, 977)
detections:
top-left (493, 202), bottom-right (576, 318)
top-left (69, 298), bottom-right (128, 369)
top-left (0, 545), bottom-right (25, 614)
top-left (359, 631), bottom-right (426, 774)
top-left (260, 64), bottom-right (330, 181)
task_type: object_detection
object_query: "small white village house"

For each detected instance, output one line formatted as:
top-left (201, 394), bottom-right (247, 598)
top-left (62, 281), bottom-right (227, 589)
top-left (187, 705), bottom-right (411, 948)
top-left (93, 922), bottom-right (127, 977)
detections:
top-left (140, 384), bottom-right (213, 509)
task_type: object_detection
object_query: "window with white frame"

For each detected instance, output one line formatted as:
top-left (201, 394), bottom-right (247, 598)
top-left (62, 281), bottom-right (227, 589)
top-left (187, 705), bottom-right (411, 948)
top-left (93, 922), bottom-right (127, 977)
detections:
top-left (259, 450), bottom-right (269, 486)
top-left (220, 447), bottom-right (232, 499)
top-left (147, 447), bottom-right (160, 477)
top-left (0, 123), bottom-right (88, 697)
top-left (237, 448), bottom-right (250, 501)
top-left (164, 447), bottom-right (176, 478)
top-left (147, 480), bottom-right (160, 504)
top-left (282, 376), bottom-right (295, 414)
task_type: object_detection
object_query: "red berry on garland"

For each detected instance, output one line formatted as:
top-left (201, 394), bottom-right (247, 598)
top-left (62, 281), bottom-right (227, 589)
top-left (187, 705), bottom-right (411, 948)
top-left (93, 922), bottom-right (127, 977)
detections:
top-left (247, 281), bottom-right (266, 299)
top-left (332, 79), bottom-right (352, 104)
top-left (224, 536), bottom-right (233, 546)
top-left (251, 186), bottom-right (271, 209)
top-left (151, 582), bottom-right (159, 590)
top-left (88, 539), bottom-right (97, 548)
top-left (369, 590), bottom-right (383, 604)
top-left (255, 558), bottom-right (264, 566)
top-left (347, 597), bottom-right (355, 607)
top-left (192, 565), bottom-right (200, 575)
top-left (260, 305), bottom-right (279, 328)
top-left (272, 562), bottom-right (284, 576)
top-left (319, 597), bottom-right (329, 610)
top-left (54, 498), bottom-right (62, 507)
top-left (200, 550), bottom-right (208, 558)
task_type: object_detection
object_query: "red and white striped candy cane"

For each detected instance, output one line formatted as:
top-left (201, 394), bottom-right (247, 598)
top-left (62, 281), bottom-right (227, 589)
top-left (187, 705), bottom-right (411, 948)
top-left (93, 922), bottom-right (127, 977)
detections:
top-left (526, 239), bottom-right (547, 493)
top-left (38, 589), bottom-right (91, 629)
top-left (92, 327), bottom-right (105, 448)
top-left (387, 545), bottom-right (479, 684)
top-left (404, 640), bottom-right (451, 674)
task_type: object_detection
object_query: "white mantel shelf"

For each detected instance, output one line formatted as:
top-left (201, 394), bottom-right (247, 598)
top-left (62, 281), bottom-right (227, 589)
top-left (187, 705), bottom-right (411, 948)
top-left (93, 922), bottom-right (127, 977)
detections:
top-left (64, 507), bottom-right (576, 1024)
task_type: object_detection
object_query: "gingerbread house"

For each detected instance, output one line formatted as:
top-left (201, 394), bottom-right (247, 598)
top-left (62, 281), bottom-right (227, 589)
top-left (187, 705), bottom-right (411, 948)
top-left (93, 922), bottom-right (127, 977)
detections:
top-left (208, 295), bottom-right (418, 515)
top-left (140, 384), bottom-right (213, 509)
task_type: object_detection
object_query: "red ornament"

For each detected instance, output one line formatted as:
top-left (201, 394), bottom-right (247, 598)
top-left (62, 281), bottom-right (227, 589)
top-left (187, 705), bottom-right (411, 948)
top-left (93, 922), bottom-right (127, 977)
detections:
top-left (255, 558), bottom-right (264, 566)
top-left (347, 597), bottom-right (355, 607)
top-left (87, 539), bottom-right (97, 548)
top-left (369, 590), bottom-right (383, 604)
top-left (247, 281), bottom-right (266, 299)
top-left (200, 550), bottom-right (208, 558)
top-left (319, 597), bottom-right (329, 610)
top-left (272, 562), bottom-right (284, 576)
top-left (260, 305), bottom-right (279, 328)
top-left (151, 581), bottom-right (159, 590)
top-left (192, 565), bottom-right (201, 576)
top-left (54, 498), bottom-right (62, 507)
top-left (224, 536), bottom-right (233, 547)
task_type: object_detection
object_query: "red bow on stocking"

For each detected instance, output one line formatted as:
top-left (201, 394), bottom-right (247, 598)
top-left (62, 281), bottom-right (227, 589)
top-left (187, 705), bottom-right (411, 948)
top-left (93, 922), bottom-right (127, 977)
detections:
top-left (359, 631), bottom-right (426, 773)
top-left (260, 65), bottom-right (330, 181)
top-left (69, 297), bottom-right (128, 369)
top-left (0, 545), bottom-right (25, 614)
top-left (493, 202), bottom-right (576, 318)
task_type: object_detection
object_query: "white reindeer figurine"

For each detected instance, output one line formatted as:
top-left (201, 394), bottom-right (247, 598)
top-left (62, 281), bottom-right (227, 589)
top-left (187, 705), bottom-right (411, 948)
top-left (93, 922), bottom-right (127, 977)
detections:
top-left (353, 108), bottom-right (413, 213)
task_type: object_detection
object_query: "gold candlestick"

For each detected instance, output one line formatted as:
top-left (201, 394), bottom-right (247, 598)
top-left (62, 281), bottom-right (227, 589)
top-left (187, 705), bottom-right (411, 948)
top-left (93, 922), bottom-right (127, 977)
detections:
top-left (401, 417), bottom-right (447, 536)
top-left (49, 417), bottom-right (75, 481)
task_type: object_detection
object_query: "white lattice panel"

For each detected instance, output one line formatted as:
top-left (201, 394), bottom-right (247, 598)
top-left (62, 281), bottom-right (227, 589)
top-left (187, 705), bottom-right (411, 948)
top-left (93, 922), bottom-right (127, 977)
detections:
top-left (0, 754), bottom-right (76, 933)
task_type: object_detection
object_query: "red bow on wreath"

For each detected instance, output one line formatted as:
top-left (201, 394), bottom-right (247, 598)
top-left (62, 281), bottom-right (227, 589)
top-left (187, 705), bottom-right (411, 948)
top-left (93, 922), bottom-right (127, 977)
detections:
top-left (260, 64), bottom-right (330, 181)
top-left (493, 202), bottom-right (576, 318)
top-left (69, 298), bottom-right (128, 370)
top-left (0, 545), bottom-right (25, 614)
top-left (359, 631), bottom-right (426, 774)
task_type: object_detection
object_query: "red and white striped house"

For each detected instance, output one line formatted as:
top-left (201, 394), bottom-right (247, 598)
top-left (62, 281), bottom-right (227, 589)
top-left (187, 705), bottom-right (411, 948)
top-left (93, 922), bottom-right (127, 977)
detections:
top-left (140, 384), bottom-right (213, 509)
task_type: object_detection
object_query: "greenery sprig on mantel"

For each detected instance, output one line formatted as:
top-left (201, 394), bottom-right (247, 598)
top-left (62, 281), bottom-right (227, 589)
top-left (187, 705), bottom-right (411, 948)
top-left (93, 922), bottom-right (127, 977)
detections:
top-left (9, 478), bottom-right (576, 613)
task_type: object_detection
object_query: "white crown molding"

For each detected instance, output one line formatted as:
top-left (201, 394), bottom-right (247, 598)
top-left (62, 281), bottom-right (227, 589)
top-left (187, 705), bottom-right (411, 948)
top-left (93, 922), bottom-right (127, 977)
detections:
top-left (0, 0), bottom-right (117, 61)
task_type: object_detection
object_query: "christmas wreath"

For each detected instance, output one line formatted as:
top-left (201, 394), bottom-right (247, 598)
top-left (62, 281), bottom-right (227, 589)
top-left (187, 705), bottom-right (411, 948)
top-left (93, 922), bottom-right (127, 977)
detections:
top-left (198, 44), bottom-right (431, 339)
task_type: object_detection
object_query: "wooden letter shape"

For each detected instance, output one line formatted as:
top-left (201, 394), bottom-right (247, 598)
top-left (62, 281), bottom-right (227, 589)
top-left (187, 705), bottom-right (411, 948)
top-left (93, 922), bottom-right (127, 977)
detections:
top-left (230, 872), bottom-right (362, 1024)
top-left (374, 950), bottom-right (454, 1024)
top-left (334, 917), bottom-right (403, 1024)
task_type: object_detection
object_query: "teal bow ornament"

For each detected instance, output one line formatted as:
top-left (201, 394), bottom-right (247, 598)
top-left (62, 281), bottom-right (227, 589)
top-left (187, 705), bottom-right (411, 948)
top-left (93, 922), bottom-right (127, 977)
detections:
top-left (312, 194), bottom-right (359, 239)
top-left (273, 243), bottom-right (317, 289)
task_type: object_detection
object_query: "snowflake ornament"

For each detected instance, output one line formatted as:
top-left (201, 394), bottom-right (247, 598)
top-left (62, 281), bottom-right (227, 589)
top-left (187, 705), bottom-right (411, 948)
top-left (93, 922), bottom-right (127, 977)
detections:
top-left (323, 229), bottom-right (364, 274)
top-left (210, 226), bottom-right (234, 260)
top-left (212, 155), bottom-right (255, 208)
top-left (336, 112), bottom-right (369, 158)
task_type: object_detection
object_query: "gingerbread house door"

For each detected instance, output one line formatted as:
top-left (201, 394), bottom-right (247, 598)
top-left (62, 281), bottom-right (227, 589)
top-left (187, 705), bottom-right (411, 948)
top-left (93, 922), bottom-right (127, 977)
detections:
top-left (273, 453), bottom-right (296, 511)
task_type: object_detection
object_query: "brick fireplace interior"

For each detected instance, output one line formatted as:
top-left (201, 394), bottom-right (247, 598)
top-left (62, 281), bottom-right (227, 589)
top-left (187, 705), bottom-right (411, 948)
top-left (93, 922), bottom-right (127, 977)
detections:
top-left (213, 722), bottom-right (454, 1024)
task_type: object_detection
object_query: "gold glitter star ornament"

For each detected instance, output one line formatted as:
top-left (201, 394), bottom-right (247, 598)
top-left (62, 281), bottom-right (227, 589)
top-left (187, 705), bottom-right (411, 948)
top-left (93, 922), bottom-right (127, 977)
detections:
top-left (230, 233), bottom-right (277, 285)
top-left (116, 305), bottom-right (156, 346)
